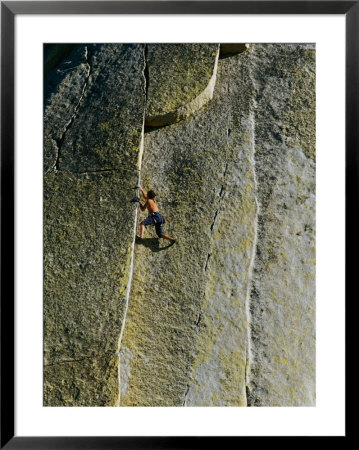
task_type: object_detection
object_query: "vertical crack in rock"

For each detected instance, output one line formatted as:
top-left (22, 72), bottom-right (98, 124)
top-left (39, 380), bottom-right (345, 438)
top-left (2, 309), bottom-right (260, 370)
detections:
top-left (144, 44), bottom-right (150, 101)
top-left (53, 46), bottom-right (92, 172)
top-left (211, 164), bottom-right (228, 229)
top-left (244, 45), bottom-right (316, 406)
top-left (244, 107), bottom-right (259, 406)
top-left (209, 210), bottom-right (219, 233)
top-left (205, 147), bottom-right (229, 272)
top-left (118, 47), bottom-right (255, 407)
top-left (209, 161), bottom-right (227, 235)
top-left (116, 129), bottom-right (145, 407)
top-left (187, 101), bottom-right (255, 406)
top-left (182, 384), bottom-right (190, 406)
top-left (44, 44), bottom-right (151, 406)
top-left (204, 253), bottom-right (211, 272)
top-left (117, 45), bottom-right (147, 406)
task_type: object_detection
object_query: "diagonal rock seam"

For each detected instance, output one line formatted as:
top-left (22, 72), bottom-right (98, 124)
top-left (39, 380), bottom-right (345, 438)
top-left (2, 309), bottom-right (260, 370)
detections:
top-left (51, 46), bottom-right (92, 174)
top-left (182, 384), bottom-right (190, 406)
top-left (181, 101), bottom-right (228, 407)
top-left (116, 44), bottom-right (258, 407)
top-left (244, 45), bottom-right (316, 406)
top-left (44, 44), bottom-right (314, 407)
top-left (181, 110), bottom-right (250, 406)
top-left (244, 107), bottom-right (259, 406)
top-left (115, 126), bottom-right (144, 407)
top-left (144, 44), bottom-right (150, 99)
top-left (204, 160), bottom-right (229, 274)
top-left (117, 44), bottom-right (223, 406)
top-left (116, 44), bottom-right (148, 406)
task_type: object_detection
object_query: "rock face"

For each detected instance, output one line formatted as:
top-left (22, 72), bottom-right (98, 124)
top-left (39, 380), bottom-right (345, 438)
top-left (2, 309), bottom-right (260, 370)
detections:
top-left (120, 48), bottom-right (257, 406)
top-left (246, 45), bottom-right (316, 406)
top-left (44, 43), bottom-right (315, 406)
top-left (145, 44), bottom-right (219, 127)
top-left (43, 44), bottom-right (146, 406)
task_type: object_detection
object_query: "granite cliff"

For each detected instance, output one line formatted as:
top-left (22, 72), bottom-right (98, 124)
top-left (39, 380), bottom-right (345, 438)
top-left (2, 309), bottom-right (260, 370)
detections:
top-left (44, 43), bottom-right (315, 406)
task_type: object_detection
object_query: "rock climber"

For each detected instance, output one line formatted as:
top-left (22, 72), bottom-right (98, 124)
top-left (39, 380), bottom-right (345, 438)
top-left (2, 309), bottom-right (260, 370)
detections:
top-left (137, 187), bottom-right (176, 245)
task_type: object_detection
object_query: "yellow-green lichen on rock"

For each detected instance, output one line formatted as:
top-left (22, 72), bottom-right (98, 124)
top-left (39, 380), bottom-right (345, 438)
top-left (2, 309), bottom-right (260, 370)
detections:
top-left (184, 53), bottom-right (258, 407)
top-left (145, 44), bottom-right (220, 127)
top-left (43, 171), bottom-right (140, 406)
top-left (119, 50), bottom-right (258, 406)
top-left (246, 44), bottom-right (316, 406)
top-left (43, 44), bottom-right (146, 406)
top-left (44, 43), bottom-right (316, 407)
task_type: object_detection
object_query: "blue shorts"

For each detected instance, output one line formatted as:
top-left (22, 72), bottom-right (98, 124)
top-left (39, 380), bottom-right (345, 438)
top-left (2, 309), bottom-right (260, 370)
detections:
top-left (141, 212), bottom-right (164, 237)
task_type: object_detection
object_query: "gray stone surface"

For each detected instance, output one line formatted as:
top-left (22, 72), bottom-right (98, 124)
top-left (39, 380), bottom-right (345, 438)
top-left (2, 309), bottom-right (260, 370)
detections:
top-left (56, 44), bottom-right (146, 173)
top-left (44, 45), bottom-right (89, 174)
top-left (246, 44), bottom-right (316, 406)
top-left (119, 50), bottom-right (257, 406)
top-left (44, 43), bottom-right (316, 407)
top-left (145, 44), bottom-right (219, 126)
top-left (43, 44), bottom-right (146, 406)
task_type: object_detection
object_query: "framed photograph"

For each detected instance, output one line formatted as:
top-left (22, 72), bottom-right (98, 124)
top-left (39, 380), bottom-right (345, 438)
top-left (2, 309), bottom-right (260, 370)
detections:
top-left (1, 1), bottom-right (351, 447)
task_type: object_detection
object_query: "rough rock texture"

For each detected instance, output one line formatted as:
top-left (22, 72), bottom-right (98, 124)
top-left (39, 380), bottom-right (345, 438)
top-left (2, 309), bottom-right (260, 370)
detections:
top-left (44, 43), bottom-right (315, 407)
top-left (145, 44), bottom-right (219, 127)
top-left (246, 44), bottom-right (316, 406)
top-left (43, 44), bottom-right (146, 406)
top-left (119, 51), bottom-right (257, 406)
top-left (44, 45), bottom-right (89, 174)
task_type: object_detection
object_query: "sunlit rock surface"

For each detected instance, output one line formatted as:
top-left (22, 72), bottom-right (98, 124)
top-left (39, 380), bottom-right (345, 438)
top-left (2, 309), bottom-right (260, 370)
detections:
top-left (145, 44), bottom-right (219, 127)
top-left (44, 43), bottom-right (315, 406)
top-left (43, 44), bottom-right (146, 406)
top-left (246, 44), bottom-right (316, 406)
top-left (120, 49), bottom-right (257, 407)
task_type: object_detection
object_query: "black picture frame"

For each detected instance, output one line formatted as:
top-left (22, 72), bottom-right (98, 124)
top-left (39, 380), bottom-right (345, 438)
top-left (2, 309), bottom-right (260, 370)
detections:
top-left (1, 1), bottom-right (352, 447)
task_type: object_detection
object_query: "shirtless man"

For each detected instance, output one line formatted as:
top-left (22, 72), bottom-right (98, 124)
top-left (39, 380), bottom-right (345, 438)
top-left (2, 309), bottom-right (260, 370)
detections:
top-left (138, 187), bottom-right (176, 244)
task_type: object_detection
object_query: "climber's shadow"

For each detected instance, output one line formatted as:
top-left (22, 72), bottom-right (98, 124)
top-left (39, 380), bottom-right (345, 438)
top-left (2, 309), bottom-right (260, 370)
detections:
top-left (135, 236), bottom-right (173, 252)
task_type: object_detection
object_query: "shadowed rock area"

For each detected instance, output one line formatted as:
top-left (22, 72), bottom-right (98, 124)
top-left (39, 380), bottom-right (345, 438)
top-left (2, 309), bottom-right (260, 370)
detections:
top-left (220, 43), bottom-right (248, 56)
top-left (44, 43), bottom-right (315, 407)
top-left (43, 44), bottom-right (146, 406)
top-left (145, 44), bottom-right (219, 127)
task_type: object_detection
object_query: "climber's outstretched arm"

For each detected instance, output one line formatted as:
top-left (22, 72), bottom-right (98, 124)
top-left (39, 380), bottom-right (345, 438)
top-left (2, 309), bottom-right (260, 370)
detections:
top-left (139, 187), bottom-right (148, 199)
top-left (139, 199), bottom-right (148, 212)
